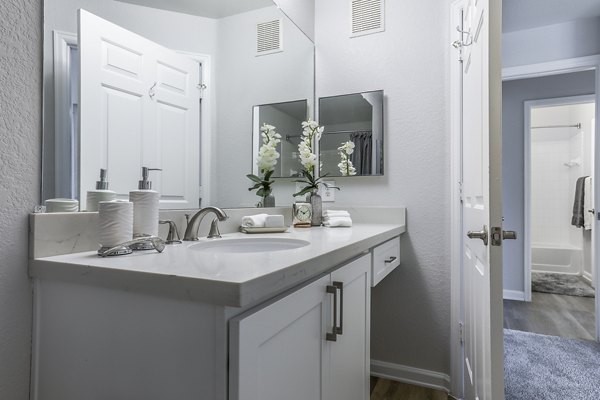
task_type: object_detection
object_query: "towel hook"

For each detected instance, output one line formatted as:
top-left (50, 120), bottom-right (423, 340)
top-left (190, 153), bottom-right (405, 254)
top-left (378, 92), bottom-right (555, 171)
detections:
top-left (453, 26), bottom-right (473, 48)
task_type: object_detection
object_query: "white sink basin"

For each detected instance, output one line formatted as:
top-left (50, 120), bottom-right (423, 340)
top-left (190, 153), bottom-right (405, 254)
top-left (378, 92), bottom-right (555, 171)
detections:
top-left (190, 238), bottom-right (310, 254)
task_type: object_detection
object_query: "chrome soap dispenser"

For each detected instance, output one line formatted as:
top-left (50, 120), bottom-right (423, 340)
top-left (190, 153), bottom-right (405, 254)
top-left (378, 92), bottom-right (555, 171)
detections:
top-left (129, 167), bottom-right (161, 249)
top-left (86, 168), bottom-right (117, 211)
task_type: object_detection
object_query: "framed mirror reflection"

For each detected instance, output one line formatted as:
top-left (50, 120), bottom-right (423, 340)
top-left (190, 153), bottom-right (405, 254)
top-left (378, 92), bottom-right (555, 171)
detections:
top-left (318, 90), bottom-right (384, 177)
top-left (252, 99), bottom-right (308, 178)
top-left (42, 0), bottom-right (315, 209)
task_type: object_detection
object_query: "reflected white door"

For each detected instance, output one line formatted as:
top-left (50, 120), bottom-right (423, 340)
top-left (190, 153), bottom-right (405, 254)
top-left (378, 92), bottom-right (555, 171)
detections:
top-left (79, 9), bottom-right (199, 209)
top-left (459, 0), bottom-right (504, 398)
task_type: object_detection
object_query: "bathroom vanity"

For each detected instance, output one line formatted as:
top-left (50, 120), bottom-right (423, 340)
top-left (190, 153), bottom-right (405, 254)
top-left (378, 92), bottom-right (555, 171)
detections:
top-left (29, 221), bottom-right (404, 400)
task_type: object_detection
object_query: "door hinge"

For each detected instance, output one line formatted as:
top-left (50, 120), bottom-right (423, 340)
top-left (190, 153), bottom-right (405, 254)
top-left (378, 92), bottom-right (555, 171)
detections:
top-left (459, 321), bottom-right (464, 345)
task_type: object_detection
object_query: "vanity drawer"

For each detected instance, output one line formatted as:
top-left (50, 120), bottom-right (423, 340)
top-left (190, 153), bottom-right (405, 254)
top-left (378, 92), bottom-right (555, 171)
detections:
top-left (372, 237), bottom-right (401, 286)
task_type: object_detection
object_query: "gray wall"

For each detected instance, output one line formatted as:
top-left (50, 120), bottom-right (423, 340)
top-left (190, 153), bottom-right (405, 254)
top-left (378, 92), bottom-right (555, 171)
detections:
top-left (503, 71), bottom-right (596, 294)
top-left (316, 0), bottom-right (451, 375)
top-left (0, 0), bottom-right (42, 398)
top-left (503, 17), bottom-right (600, 68)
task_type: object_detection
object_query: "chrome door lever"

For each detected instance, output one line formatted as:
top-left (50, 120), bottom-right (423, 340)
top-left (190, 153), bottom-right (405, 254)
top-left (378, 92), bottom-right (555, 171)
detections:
top-left (467, 225), bottom-right (488, 246)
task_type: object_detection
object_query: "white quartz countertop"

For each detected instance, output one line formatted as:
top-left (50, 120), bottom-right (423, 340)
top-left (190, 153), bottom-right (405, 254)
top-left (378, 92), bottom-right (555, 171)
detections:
top-left (30, 223), bottom-right (405, 307)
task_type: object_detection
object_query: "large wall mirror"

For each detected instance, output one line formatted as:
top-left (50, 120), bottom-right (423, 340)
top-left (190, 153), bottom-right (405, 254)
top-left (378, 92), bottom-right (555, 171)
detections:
top-left (319, 90), bottom-right (384, 177)
top-left (42, 0), bottom-right (315, 209)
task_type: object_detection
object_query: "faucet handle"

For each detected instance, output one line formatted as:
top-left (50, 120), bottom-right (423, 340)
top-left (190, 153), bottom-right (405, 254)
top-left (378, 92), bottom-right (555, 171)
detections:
top-left (159, 220), bottom-right (182, 244)
top-left (207, 218), bottom-right (222, 239)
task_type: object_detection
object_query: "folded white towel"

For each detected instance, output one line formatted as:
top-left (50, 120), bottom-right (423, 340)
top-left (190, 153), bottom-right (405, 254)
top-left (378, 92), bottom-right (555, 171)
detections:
top-left (265, 215), bottom-right (285, 228)
top-left (324, 210), bottom-right (350, 218)
top-left (323, 217), bottom-right (353, 227)
top-left (241, 213), bottom-right (269, 227)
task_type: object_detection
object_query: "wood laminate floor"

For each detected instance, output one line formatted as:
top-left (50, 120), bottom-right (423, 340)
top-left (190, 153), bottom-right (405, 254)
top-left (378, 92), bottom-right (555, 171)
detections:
top-left (370, 377), bottom-right (449, 400)
top-left (503, 292), bottom-right (595, 340)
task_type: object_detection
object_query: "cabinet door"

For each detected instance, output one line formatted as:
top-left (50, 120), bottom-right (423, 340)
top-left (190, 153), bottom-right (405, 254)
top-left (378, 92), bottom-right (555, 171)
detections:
top-left (229, 275), bottom-right (330, 400)
top-left (327, 254), bottom-right (371, 400)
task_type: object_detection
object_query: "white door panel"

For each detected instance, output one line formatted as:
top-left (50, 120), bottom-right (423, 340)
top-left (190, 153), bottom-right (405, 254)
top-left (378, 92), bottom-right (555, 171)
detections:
top-left (328, 254), bottom-right (370, 400)
top-left (458, 0), bottom-right (503, 398)
top-left (79, 9), bottom-right (199, 209)
top-left (229, 275), bottom-right (329, 400)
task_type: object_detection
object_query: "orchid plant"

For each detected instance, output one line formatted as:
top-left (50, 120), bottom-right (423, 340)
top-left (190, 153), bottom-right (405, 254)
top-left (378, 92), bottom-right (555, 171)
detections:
top-left (247, 124), bottom-right (281, 199)
top-left (337, 141), bottom-right (357, 176)
top-left (293, 120), bottom-right (340, 197)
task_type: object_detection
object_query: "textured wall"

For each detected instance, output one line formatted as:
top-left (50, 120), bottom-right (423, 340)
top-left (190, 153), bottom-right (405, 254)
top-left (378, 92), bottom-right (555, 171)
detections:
top-left (503, 17), bottom-right (600, 68)
top-left (315, 0), bottom-right (451, 376)
top-left (502, 71), bottom-right (595, 294)
top-left (0, 0), bottom-right (42, 398)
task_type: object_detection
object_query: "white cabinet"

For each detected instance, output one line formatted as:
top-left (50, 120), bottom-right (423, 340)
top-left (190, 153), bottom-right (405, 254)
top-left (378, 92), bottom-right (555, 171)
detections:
top-left (372, 236), bottom-right (401, 286)
top-left (229, 254), bottom-right (371, 400)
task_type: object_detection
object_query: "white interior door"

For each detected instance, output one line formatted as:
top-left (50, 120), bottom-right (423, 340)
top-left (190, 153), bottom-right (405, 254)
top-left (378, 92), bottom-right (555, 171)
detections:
top-left (78, 9), bottom-right (199, 210)
top-left (459, 0), bottom-right (504, 398)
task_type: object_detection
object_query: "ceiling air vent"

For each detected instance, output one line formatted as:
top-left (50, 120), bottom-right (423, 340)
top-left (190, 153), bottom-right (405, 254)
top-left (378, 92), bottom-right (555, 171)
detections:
top-left (351, 0), bottom-right (385, 37)
top-left (256, 19), bottom-right (282, 56)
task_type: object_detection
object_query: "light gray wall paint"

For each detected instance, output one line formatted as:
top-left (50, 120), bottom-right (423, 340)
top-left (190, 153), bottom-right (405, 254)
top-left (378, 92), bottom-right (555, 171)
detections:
top-left (214, 6), bottom-right (314, 207)
top-left (0, 0), bottom-right (42, 398)
top-left (502, 71), bottom-right (595, 293)
top-left (503, 17), bottom-right (600, 68)
top-left (274, 0), bottom-right (315, 42)
top-left (315, 0), bottom-right (451, 374)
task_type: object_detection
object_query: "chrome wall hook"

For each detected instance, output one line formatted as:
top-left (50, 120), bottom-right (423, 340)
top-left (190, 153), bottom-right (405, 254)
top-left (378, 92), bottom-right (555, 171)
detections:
top-left (454, 26), bottom-right (473, 47)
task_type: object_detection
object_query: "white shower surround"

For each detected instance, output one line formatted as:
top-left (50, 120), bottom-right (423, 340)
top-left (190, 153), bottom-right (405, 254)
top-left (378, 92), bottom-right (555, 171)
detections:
top-left (528, 99), bottom-right (595, 278)
top-left (531, 244), bottom-right (583, 274)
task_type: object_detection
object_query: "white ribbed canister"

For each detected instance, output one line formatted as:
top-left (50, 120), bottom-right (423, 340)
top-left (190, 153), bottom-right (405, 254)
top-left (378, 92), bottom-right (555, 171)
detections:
top-left (129, 190), bottom-right (159, 237)
top-left (86, 190), bottom-right (117, 212)
top-left (45, 198), bottom-right (79, 213)
top-left (98, 200), bottom-right (133, 248)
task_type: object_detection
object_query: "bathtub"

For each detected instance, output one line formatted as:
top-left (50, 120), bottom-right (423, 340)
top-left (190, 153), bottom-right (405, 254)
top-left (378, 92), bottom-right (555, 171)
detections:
top-left (531, 244), bottom-right (583, 275)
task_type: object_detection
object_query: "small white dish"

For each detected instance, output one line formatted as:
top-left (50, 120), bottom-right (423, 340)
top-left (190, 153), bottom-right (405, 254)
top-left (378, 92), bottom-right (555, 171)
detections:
top-left (240, 226), bottom-right (289, 234)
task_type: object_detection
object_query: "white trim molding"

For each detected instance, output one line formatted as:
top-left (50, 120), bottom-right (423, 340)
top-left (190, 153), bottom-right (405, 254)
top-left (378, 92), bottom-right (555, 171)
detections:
top-left (503, 290), bottom-right (525, 301)
top-left (53, 30), bottom-right (78, 198)
top-left (176, 50), bottom-right (213, 207)
top-left (371, 360), bottom-right (451, 394)
top-left (502, 55), bottom-right (600, 81)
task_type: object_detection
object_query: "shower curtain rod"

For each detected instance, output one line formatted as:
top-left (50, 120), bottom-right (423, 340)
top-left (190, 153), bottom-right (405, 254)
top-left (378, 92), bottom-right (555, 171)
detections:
top-left (531, 123), bottom-right (581, 130)
top-left (286, 129), bottom-right (372, 141)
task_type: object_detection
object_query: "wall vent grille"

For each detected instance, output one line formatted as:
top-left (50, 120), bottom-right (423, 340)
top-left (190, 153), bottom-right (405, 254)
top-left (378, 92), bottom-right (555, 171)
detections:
top-left (351, 0), bottom-right (385, 37)
top-left (256, 19), bottom-right (282, 56)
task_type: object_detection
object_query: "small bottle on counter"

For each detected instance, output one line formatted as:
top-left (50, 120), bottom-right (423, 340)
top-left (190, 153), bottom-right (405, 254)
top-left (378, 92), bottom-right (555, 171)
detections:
top-left (86, 169), bottom-right (117, 212)
top-left (129, 167), bottom-right (161, 249)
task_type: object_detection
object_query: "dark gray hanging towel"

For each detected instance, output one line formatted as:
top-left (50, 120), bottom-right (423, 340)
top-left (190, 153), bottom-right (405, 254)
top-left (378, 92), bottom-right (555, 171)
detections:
top-left (572, 176), bottom-right (589, 228)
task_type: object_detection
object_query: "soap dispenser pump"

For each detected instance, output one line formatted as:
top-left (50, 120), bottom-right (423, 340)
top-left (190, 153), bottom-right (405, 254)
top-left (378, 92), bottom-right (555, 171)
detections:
top-left (86, 168), bottom-right (117, 211)
top-left (138, 167), bottom-right (161, 190)
top-left (129, 167), bottom-right (161, 249)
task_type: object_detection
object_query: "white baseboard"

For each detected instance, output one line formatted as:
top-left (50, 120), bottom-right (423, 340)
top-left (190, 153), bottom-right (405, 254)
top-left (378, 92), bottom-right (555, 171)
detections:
top-left (503, 290), bottom-right (525, 301)
top-left (370, 359), bottom-right (450, 394)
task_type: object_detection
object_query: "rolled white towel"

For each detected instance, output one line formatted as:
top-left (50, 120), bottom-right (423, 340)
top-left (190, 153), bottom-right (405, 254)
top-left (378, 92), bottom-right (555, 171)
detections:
top-left (323, 216), bottom-right (353, 227)
top-left (265, 215), bottom-right (285, 228)
top-left (324, 210), bottom-right (350, 218)
top-left (242, 213), bottom-right (269, 227)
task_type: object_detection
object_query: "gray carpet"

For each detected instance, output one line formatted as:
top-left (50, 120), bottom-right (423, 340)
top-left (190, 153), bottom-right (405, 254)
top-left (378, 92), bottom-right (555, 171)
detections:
top-left (504, 329), bottom-right (600, 400)
top-left (532, 272), bottom-right (595, 298)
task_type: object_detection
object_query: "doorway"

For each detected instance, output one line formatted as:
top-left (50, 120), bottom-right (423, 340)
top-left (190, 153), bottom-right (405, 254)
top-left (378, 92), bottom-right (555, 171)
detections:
top-left (505, 95), bottom-right (596, 341)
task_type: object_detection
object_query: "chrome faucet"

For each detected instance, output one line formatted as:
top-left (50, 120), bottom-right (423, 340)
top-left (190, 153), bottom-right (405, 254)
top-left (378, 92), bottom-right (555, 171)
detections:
top-left (183, 206), bottom-right (228, 240)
